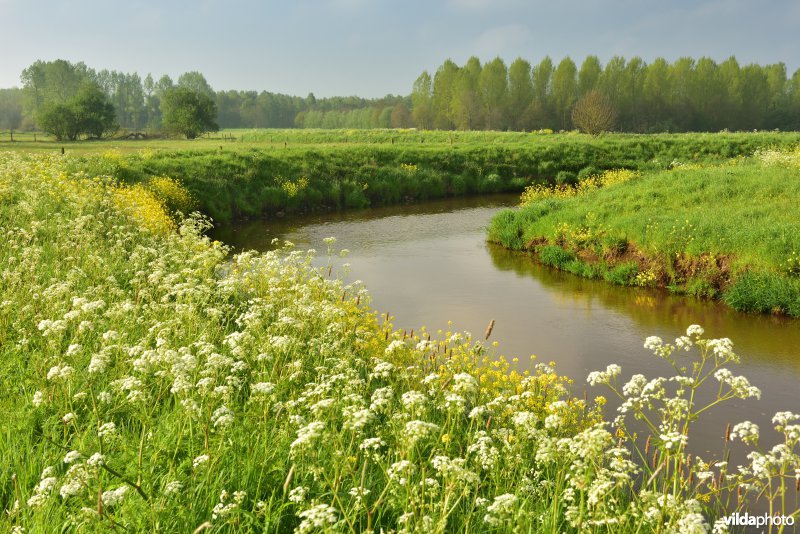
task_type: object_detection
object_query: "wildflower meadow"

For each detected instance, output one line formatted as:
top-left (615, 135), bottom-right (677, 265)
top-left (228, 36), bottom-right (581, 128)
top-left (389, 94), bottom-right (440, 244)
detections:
top-left (1, 152), bottom-right (798, 532)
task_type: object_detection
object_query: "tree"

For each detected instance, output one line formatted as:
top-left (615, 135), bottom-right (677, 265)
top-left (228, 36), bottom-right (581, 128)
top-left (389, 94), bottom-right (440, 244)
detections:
top-left (0, 88), bottom-right (24, 130)
top-left (177, 71), bottom-right (215, 99)
top-left (479, 57), bottom-right (508, 130)
top-left (578, 56), bottom-right (602, 96)
top-left (37, 102), bottom-right (80, 140)
top-left (411, 71), bottom-right (434, 129)
top-left (161, 87), bottom-right (218, 139)
top-left (507, 58), bottom-right (534, 130)
top-left (451, 57), bottom-right (483, 130)
top-left (36, 82), bottom-right (117, 140)
top-left (552, 57), bottom-right (578, 130)
top-left (73, 83), bottom-right (118, 138)
top-left (571, 90), bottom-right (616, 135)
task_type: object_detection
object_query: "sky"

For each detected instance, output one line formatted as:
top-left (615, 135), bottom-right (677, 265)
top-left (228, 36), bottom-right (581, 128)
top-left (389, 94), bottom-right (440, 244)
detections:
top-left (2, 0), bottom-right (799, 98)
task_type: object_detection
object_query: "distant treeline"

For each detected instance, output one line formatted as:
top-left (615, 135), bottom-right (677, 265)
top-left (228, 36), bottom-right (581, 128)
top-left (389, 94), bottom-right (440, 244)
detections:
top-left (1, 56), bottom-right (799, 133)
top-left (411, 56), bottom-right (800, 132)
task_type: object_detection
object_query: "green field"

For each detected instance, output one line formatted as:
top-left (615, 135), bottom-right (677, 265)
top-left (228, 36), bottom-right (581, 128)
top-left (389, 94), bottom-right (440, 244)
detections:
top-left (4, 129), bottom-right (800, 223)
top-left (489, 147), bottom-right (800, 316)
top-left (3, 151), bottom-right (798, 532)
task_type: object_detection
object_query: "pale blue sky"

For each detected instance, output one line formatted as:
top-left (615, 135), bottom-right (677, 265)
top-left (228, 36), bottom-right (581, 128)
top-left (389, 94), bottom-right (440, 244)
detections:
top-left (2, 0), bottom-right (799, 97)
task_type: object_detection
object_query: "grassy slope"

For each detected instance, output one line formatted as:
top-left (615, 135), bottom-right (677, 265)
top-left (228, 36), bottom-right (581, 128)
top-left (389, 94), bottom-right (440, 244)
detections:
top-left (14, 130), bottom-right (797, 223)
top-left (489, 158), bottom-right (800, 315)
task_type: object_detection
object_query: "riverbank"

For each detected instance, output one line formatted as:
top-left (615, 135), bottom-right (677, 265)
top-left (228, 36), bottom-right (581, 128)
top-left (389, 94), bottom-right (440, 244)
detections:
top-left (7, 130), bottom-right (800, 223)
top-left (488, 147), bottom-right (800, 317)
top-left (4, 152), bottom-right (799, 531)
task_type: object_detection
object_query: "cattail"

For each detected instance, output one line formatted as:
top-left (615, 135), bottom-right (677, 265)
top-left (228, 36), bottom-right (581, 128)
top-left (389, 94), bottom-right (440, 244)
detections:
top-left (328, 265), bottom-right (333, 277)
top-left (796, 473), bottom-right (799, 492)
top-left (402, 330), bottom-right (407, 339)
top-left (486, 416), bottom-right (492, 429)
top-left (484, 319), bottom-right (495, 340)
top-left (355, 295), bottom-right (360, 306)
top-left (282, 463), bottom-right (296, 495)
top-left (644, 435), bottom-right (651, 456)
top-left (384, 331), bottom-right (388, 341)
top-left (651, 450), bottom-right (659, 469)
top-left (688, 470), bottom-right (694, 486)
top-left (725, 423), bottom-right (731, 443)
top-left (409, 329), bottom-right (414, 339)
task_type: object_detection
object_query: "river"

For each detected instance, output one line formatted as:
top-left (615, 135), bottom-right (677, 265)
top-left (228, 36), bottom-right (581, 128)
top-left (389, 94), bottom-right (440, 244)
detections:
top-left (211, 194), bottom-right (800, 459)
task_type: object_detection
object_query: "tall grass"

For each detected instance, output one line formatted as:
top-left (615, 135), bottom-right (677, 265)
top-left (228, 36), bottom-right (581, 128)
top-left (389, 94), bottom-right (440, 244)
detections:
top-left (488, 148), bottom-right (800, 317)
top-left (1, 152), bottom-right (799, 532)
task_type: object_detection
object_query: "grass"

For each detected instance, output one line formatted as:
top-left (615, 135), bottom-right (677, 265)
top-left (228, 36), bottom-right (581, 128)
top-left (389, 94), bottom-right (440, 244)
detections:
top-left (5, 129), bottom-right (800, 223)
top-left (488, 147), bottom-right (800, 316)
top-left (2, 152), bottom-right (799, 532)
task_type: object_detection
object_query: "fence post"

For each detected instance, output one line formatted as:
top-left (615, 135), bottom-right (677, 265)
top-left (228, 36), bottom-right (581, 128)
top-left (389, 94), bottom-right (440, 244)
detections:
top-left (9, 130), bottom-right (13, 142)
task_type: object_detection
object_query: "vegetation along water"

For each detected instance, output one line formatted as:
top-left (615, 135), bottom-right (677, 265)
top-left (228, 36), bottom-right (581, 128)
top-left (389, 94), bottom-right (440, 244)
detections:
top-left (489, 145), bottom-right (800, 317)
top-left (2, 129), bottom-right (800, 532)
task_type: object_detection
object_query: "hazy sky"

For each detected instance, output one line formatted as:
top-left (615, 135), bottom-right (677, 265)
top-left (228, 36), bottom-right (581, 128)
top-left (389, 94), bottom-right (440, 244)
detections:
top-left (2, 0), bottom-right (799, 97)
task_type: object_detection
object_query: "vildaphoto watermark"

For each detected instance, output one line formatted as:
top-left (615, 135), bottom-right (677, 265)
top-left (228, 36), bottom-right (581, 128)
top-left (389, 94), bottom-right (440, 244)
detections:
top-left (722, 512), bottom-right (795, 528)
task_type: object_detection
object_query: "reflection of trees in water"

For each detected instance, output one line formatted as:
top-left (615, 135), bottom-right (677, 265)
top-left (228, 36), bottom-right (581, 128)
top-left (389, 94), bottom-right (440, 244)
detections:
top-left (486, 242), bottom-right (800, 370)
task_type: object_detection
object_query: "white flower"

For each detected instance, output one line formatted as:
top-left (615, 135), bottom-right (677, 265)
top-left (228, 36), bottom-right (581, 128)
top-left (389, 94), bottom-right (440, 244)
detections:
top-left (101, 486), bottom-right (129, 507)
top-left (730, 421), bottom-right (760, 445)
top-left (87, 453), bottom-right (105, 467)
top-left (452, 372), bottom-right (478, 395)
top-left (686, 324), bottom-right (704, 338)
top-left (404, 420), bottom-right (440, 446)
top-left (484, 493), bottom-right (518, 526)
top-left (643, 336), bottom-right (662, 350)
top-left (587, 364), bottom-right (622, 386)
top-left (772, 411), bottom-right (800, 428)
top-left (401, 390), bottom-right (427, 411)
top-left (88, 353), bottom-right (109, 374)
top-left (32, 390), bottom-right (44, 407)
top-left (343, 408), bottom-right (375, 432)
top-left (164, 481), bottom-right (183, 496)
top-left (47, 364), bottom-right (74, 382)
top-left (62, 412), bottom-right (76, 424)
top-left (98, 422), bottom-right (117, 438)
top-left (358, 437), bottom-right (385, 458)
top-left (251, 382), bottom-right (275, 398)
top-left (291, 421), bottom-right (325, 454)
top-left (388, 460), bottom-right (415, 485)
top-left (383, 341), bottom-right (404, 357)
top-left (59, 464), bottom-right (88, 498)
top-left (297, 503), bottom-right (338, 533)
top-left (659, 431), bottom-right (687, 451)
top-left (443, 393), bottom-right (466, 412)
top-left (211, 406), bottom-right (234, 429)
top-left (622, 374), bottom-right (647, 397)
top-left (288, 486), bottom-right (308, 504)
top-left (193, 454), bottom-right (209, 469)
top-left (348, 486), bottom-right (370, 504)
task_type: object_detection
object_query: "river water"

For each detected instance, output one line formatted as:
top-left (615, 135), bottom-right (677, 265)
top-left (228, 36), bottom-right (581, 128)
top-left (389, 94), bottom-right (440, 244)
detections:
top-left (211, 194), bottom-right (800, 459)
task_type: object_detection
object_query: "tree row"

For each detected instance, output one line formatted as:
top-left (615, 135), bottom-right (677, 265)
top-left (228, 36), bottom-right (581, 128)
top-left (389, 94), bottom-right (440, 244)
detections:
top-left (2, 56), bottom-right (799, 135)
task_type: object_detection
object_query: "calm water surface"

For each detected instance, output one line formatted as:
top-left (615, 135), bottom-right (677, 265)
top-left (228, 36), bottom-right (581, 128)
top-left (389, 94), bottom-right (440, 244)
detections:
top-left (212, 195), bottom-right (800, 457)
